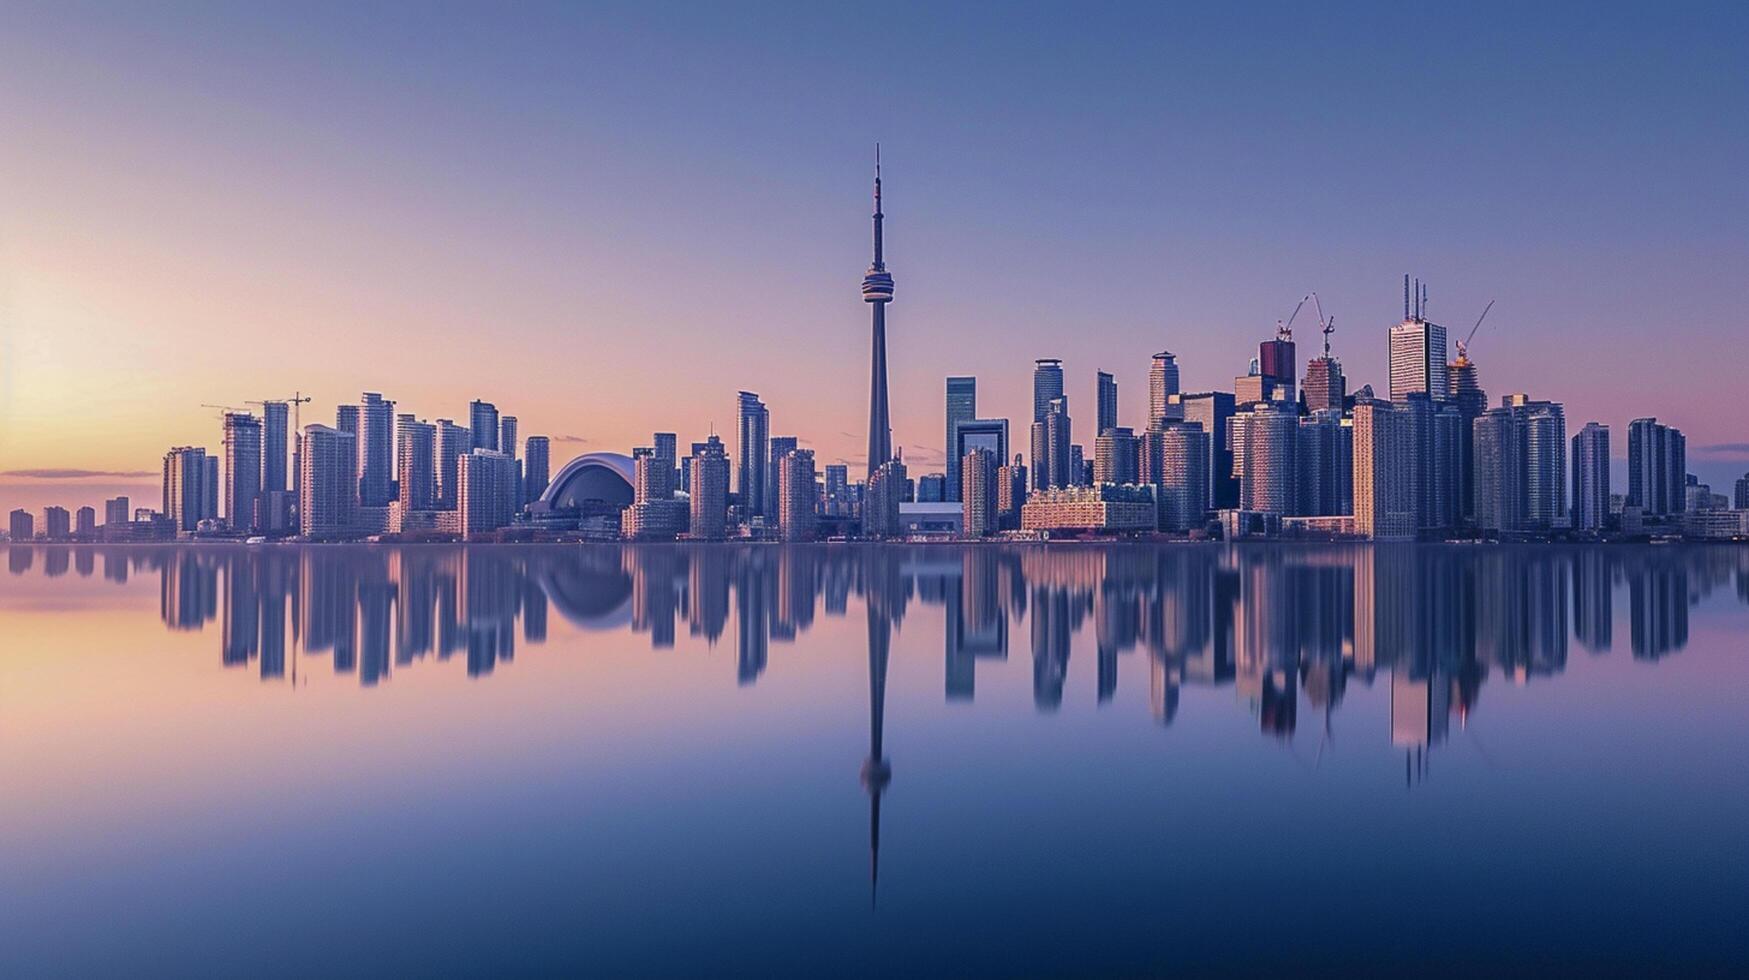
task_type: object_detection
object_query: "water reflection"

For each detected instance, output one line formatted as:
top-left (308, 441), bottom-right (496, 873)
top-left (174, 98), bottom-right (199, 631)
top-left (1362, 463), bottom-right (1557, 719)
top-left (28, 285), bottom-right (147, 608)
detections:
top-left (10, 543), bottom-right (1745, 705)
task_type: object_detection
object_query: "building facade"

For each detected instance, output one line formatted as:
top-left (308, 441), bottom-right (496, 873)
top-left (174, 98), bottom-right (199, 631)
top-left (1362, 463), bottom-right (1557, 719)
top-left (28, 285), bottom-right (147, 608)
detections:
top-left (1572, 422), bottom-right (1610, 532)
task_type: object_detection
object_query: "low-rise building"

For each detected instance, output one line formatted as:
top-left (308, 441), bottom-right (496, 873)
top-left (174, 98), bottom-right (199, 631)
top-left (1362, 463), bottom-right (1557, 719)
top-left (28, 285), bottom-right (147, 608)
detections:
top-left (1020, 484), bottom-right (1155, 533)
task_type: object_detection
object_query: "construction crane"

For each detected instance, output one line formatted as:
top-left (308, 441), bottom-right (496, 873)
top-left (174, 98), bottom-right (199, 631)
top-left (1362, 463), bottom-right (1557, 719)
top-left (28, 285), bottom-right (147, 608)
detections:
top-left (1455, 300), bottom-right (1495, 360)
top-left (1310, 292), bottom-right (1334, 358)
top-left (200, 403), bottom-right (248, 425)
top-left (1276, 294), bottom-right (1310, 340)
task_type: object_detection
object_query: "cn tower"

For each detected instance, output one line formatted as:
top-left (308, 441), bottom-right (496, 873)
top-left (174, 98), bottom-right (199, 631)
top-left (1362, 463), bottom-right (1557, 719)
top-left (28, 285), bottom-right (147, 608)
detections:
top-left (861, 145), bottom-right (895, 478)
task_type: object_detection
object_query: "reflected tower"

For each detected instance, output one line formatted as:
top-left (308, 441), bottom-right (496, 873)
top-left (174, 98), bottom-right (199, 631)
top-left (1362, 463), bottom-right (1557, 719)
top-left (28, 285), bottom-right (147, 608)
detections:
top-left (862, 146), bottom-right (895, 477)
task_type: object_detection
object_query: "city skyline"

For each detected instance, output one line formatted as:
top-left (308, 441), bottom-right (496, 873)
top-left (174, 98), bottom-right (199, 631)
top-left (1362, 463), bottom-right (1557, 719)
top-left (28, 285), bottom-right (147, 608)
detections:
top-left (3, 4), bottom-right (1747, 517)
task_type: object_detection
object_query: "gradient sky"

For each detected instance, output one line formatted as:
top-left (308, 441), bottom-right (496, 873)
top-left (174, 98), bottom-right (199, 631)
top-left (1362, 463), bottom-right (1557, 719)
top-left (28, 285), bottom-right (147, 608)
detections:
top-left (2, 1), bottom-right (1745, 515)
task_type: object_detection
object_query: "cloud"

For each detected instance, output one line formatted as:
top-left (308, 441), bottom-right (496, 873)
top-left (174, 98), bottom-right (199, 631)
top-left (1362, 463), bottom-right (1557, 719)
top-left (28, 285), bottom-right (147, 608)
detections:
top-left (1697, 443), bottom-right (1749, 455)
top-left (1, 468), bottom-right (155, 479)
top-left (553, 434), bottom-right (591, 444)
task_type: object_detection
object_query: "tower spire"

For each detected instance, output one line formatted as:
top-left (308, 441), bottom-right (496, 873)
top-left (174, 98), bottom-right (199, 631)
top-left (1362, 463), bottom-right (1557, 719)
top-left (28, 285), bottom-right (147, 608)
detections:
top-left (872, 143), bottom-right (885, 270)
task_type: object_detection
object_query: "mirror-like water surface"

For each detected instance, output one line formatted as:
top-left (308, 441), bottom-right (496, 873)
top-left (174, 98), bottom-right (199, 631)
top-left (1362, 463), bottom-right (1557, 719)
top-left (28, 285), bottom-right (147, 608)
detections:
top-left (2, 543), bottom-right (1746, 975)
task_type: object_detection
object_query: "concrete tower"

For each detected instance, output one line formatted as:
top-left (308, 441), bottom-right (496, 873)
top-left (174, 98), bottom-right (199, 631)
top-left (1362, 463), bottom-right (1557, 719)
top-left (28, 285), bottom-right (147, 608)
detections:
top-left (862, 146), bottom-right (895, 478)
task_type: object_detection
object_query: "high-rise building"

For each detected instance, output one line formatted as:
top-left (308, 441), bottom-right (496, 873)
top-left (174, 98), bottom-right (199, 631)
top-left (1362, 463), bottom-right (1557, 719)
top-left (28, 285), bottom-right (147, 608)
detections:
top-left (961, 447), bottom-right (998, 537)
top-left (997, 454), bottom-right (1028, 530)
top-left (1096, 371), bottom-right (1118, 436)
top-left (1472, 407), bottom-right (1524, 533)
top-left (396, 414), bottom-right (437, 510)
top-left (737, 391), bottom-right (769, 516)
top-left (469, 400), bottom-right (500, 453)
top-left (299, 425), bottom-right (356, 539)
top-left (951, 418), bottom-right (1008, 492)
top-left (1503, 393), bottom-right (1567, 529)
top-left (41, 506), bottom-right (71, 540)
top-left (162, 446), bottom-right (209, 533)
top-left (524, 436), bottom-right (551, 504)
top-left (1627, 418), bottom-right (1686, 517)
top-left (1735, 473), bottom-right (1749, 511)
top-left (1142, 422), bottom-right (1210, 532)
top-left (1238, 402), bottom-right (1296, 516)
top-left (261, 400), bottom-right (289, 493)
top-left (1352, 398), bottom-right (1415, 540)
top-left (435, 420), bottom-right (472, 510)
top-left (1176, 391), bottom-right (1237, 510)
top-left (1572, 422), bottom-right (1611, 532)
top-left (8, 509), bottom-right (33, 542)
top-left (777, 448), bottom-right (817, 541)
top-left (358, 392), bottom-right (395, 507)
top-left (104, 496), bottom-right (130, 526)
top-left (1093, 426), bottom-right (1139, 486)
top-left (765, 435), bottom-right (798, 518)
top-left (202, 455), bottom-right (219, 522)
top-left (1043, 397), bottom-right (1073, 489)
top-left (499, 416), bottom-right (518, 461)
top-left (916, 473), bottom-right (947, 502)
top-left (1302, 339), bottom-right (1345, 416)
top-left (1448, 344), bottom-right (1488, 524)
top-left (1297, 411), bottom-right (1352, 517)
top-left (74, 506), bottom-right (97, 537)
top-left (1032, 359), bottom-right (1065, 425)
top-left (1401, 393), bottom-right (1463, 532)
top-left (864, 458), bottom-right (906, 539)
top-left (1148, 352), bottom-right (1180, 430)
top-left (1389, 278), bottom-right (1449, 403)
top-left (653, 433), bottom-right (678, 499)
top-left (944, 376), bottom-right (976, 503)
top-left (458, 449), bottom-right (516, 538)
top-left (1259, 326), bottom-right (1296, 406)
top-left (222, 412), bottom-right (262, 531)
top-left (336, 404), bottom-right (361, 510)
top-left (824, 464), bottom-right (850, 517)
top-left (862, 150), bottom-right (896, 479)
top-left (688, 435), bottom-right (730, 540)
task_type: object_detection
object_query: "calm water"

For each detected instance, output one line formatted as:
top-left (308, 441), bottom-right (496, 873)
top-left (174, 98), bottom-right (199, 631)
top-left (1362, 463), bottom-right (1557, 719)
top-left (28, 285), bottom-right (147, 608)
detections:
top-left (2, 542), bottom-right (1746, 975)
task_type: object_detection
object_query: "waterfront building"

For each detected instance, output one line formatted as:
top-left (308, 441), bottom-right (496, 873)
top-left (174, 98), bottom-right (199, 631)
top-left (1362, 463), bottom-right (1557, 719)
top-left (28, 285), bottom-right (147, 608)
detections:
top-left (778, 448), bottom-right (818, 541)
top-left (824, 464), bottom-right (850, 517)
top-left (1238, 402), bottom-right (1296, 516)
top-left (8, 509), bottom-right (32, 542)
top-left (1041, 396), bottom-right (1073, 489)
top-left (458, 449), bottom-right (516, 539)
top-left (1096, 371), bottom-right (1118, 436)
top-left (201, 455), bottom-right (219, 522)
top-left (223, 411), bottom-right (262, 532)
top-left (1020, 484), bottom-right (1156, 533)
top-left (1141, 422), bottom-right (1209, 532)
top-left (1148, 352), bottom-right (1180, 430)
top-left (996, 455), bottom-right (1028, 530)
top-left (1627, 418), bottom-right (1686, 517)
top-left (41, 506), bottom-right (71, 540)
top-left (1503, 394), bottom-right (1568, 529)
top-left (261, 400), bottom-right (289, 494)
top-left (864, 458), bottom-right (907, 539)
top-left (1175, 391), bottom-right (1237, 510)
top-left (524, 436), bottom-right (551, 505)
top-left (1402, 393), bottom-right (1463, 532)
top-left (358, 392), bottom-right (395, 507)
top-left (952, 418), bottom-right (1008, 493)
top-left (469, 399), bottom-right (499, 452)
top-left (104, 496), bottom-right (130, 526)
top-left (163, 446), bottom-right (210, 533)
top-left (944, 376), bottom-right (976, 502)
top-left (1093, 427), bottom-right (1139, 486)
top-left (961, 447), bottom-right (998, 538)
top-left (1472, 407), bottom-right (1524, 533)
top-left (737, 391), bottom-right (769, 516)
top-left (1297, 411), bottom-right (1353, 518)
top-left (298, 425), bottom-right (357, 539)
top-left (1736, 473), bottom-right (1749, 511)
top-left (396, 414), bottom-right (437, 511)
top-left (435, 420), bottom-right (472, 509)
top-left (916, 473), bottom-right (946, 502)
top-left (1352, 398), bottom-right (1415, 540)
top-left (765, 435), bottom-right (797, 517)
top-left (1572, 422), bottom-right (1611, 532)
top-left (499, 416), bottom-right (518, 463)
top-left (75, 506), bottom-right (97, 537)
top-left (688, 435), bottom-right (730, 541)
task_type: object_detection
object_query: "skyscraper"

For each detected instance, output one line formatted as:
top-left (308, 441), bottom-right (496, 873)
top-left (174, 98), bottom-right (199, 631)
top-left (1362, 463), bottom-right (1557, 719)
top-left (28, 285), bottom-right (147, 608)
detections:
top-left (435, 419), bottom-right (472, 509)
top-left (498, 416), bottom-right (518, 461)
top-left (1353, 398), bottom-right (1415, 540)
top-left (299, 425), bottom-right (356, 539)
top-left (1448, 342), bottom-right (1488, 524)
top-left (163, 446), bottom-right (209, 533)
top-left (737, 391), bottom-right (769, 516)
top-left (524, 436), bottom-right (551, 504)
top-left (336, 404), bottom-right (361, 510)
top-left (9, 509), bottom-right (33, 542)
top-left (1258, 325), bottom-right (1296, 405)
top-left (457, 450), bottom-right (516, 538)
top-left (1504, 393), bottom-right (1567, 529)
top-left (1473, 407), bottom-right (1524, 533)
top-left (653, 432), bottom-right (678, 499)
top-left (1032, 359), bottom-right (1065, 425)
top-left (223, 412), bottom-right (262, 531)
top-left (777, 448), bottom-right (817, 541)
top-left (396, 414), bottom-right (437, 510)
top-left (1297, 411), bottom-right (1353, 517)
top-left (104, 496), bottom-right (130, 526)
top-left (1627, 418), bottom-right (1686, 517)
top-left (260, 400), bottom-right (289, 494)
top-left (1572, 422), bottom-right (1610, 532)
top-left (688, 435), bottom-right (730, 541)
top-left (864, 458), bottom-right (906, 539)
top-left (1176, 392), bottom-right (1236, 510)
top-left (1096, 371), bottom-right (1118, 436)
top-left (1239, 402), bottom-right (1296, 516)
top-left (1044, 397), bottom-right (1073, 489)
top-left (358, 392), bottom-right (395, 507)
top-left (202, 455), bottom-right (219, 522)
top-left (1093, 426), bottom-right (1138, 486)
top-left (1143, 422), bottom-right (1210, 532)
top-left (469, 399), bottom-right (499, 453)
top-left (944, 376), bottom-right (976, 503)
top-left (961, 447), bottom-right (997, 537)
top-left (1303, 322), bottom-right (1345, 416)
top-left (1401, 393), bottom-right (1463, 532)
top-left (862, 148), bottom-right (895, 479)
top-left (1148, 352), bottom-right (1180, 430)
top-left (766, 435), bottom-right (798, 518)
top-left (997, 454), bottom-right (1028, 530)
top-left (1389, 277), bottom-right (1449, 403)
